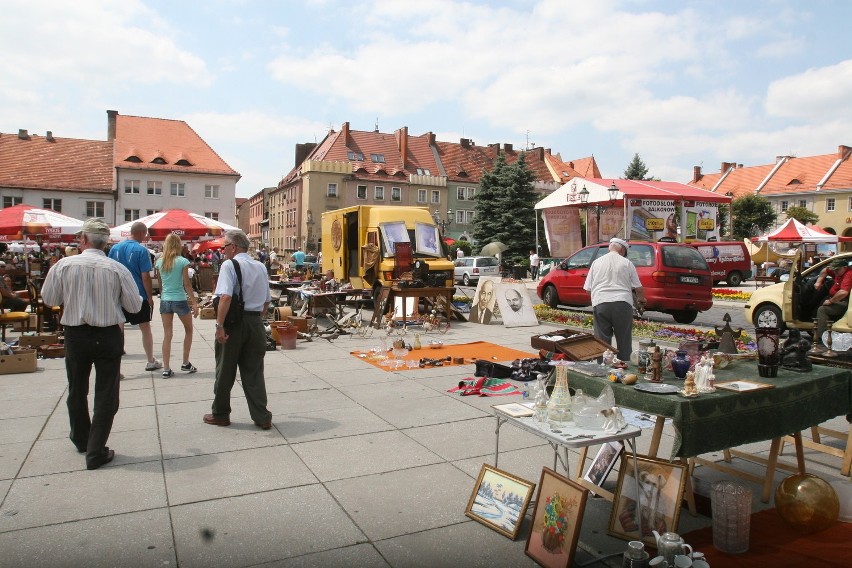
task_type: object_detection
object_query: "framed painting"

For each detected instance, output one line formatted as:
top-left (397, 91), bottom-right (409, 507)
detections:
top-left (582, 441), bottom-right (623, 492)
top-left (465, 464), bottom-right (536, 540)
top-left (494, 281), bottom-right (539, 328)
top-left (525, 467), bottom-right (588, 568)
top-left (378, 221), bottom-right (409, 257)
top-left (414, 222), bottom-right (441, 256)
top-left (608, 455), bottom-right (688, 547)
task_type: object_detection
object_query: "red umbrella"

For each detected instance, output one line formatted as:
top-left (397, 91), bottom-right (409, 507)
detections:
top-left (751, 218), bottom-right (837, 243)
top-left (192, 238), bottom-right (225, 253)
top-left (0, 203), bottom-right (84, 243)
top-left (110, 209), bottom-right (238, 242)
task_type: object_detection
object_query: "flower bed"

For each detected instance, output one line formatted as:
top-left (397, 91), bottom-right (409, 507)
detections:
top-left (534, 305), bottom-right (756, 353)
top-left (713, 289), bottom-right (753, 301)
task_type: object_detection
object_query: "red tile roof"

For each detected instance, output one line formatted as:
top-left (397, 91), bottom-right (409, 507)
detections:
top-left (114, 114), bottom-right (239, 178)
top-left (689, 164), bottom-right (776, 198)
top-left (0, 131), bottom-right (113, 193)
top-left (760, 153), bottom-right (839, 195)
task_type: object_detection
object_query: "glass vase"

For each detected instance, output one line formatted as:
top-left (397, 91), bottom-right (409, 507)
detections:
top-left (547, 363), bottom-right (572, 427)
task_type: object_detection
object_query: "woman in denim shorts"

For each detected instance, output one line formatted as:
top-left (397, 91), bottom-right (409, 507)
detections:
top-left (155, 234), bottom-right (200, 377)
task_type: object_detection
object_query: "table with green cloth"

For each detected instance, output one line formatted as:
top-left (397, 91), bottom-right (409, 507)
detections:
top-left (567, 365), bottom-right (852, 460)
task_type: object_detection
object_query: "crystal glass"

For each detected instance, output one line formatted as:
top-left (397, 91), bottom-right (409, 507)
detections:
top-left (547, 363), bottom-right (572, 427)
top-left (392, 346), bottom-right (409, 370)
top-left (712, 481), bottom-right (752, 554)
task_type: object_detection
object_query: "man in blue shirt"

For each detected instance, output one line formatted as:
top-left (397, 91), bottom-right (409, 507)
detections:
top-left (292, 247), bottom-right (305, 268)
top-left (109, 221), bottom-right (160, 372)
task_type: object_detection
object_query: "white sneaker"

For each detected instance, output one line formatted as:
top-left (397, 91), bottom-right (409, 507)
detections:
top-left (145, 359), bottom-right (162, 371)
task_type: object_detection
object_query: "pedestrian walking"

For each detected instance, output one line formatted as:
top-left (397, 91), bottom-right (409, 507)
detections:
top-left (108, 221), bottom-right (160, 372)
top-left (529, 249), bottom-right (540, 280)
top-left (41, 219), bottom-right (142, 470)
top-left (583, 238), bottom-right (646, 361)
top-left (204, 230), bottom-right (273, 430)
top-left (155, 234), bottom-right (200, 377)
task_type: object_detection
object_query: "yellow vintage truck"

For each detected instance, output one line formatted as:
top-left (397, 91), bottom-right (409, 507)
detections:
top-left (321, 205), bottom-right (455, 300)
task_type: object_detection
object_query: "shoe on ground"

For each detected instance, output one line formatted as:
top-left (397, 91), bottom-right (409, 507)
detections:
top-left (162, 369), bottom-right (174, 378)
top-left (86, 449), bottom-right (115, 470)
top-left (145, 359), bottom-right (162, 371)
top-left (203, 414), bottom-right (230, 427)
top-left (181, 362), bottom-right (197, 373)
top-left (256, 422), bottom-right (272, 430)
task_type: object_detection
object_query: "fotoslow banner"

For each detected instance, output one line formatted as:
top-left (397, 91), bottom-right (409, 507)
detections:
top-left (681, 201), bottom-right (719, 241)
top-left (541, 206), bottom-right (583, 257)
top-left (627, 199), bottom-right (678, 241)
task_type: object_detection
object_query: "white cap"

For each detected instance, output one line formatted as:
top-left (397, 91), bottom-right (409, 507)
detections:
top-left (610, 237), bottom-right (630, 251)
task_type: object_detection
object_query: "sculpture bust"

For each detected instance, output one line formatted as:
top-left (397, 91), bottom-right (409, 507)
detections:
top-left (781, 329), bottom-right (812, 372)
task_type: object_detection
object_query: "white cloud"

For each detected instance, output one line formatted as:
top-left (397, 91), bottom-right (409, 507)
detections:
top-left (765, 59), bottom-right (852, 121)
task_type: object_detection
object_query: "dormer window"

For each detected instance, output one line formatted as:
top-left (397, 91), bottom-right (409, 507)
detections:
top-left (151, 157), bottom-right (167, 164)
top-left (416, 168), bottom-right (431, 176)
top-left (347, 150), bottom-right (363, 161)
top-left (125, 155), bottom-right (142, 163)
top-left (175, 159), bottom-right (192, 166)
top-left (371, 153), bottom-right (385, 163)
top-left (787, 179), bottom-right (802, 185)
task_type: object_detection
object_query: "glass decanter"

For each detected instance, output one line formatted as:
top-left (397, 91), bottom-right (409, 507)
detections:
top-left (547, 362), bottom-right (572, 427)
top-left (534, 372), bottom-right (549, 423)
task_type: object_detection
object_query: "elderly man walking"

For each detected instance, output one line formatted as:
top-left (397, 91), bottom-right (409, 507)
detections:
top-left (204, 230), bottom-right (273, 430)
top-left (109, 221), bottom-right (160, 371)
top-left (41, 219), bottom-right (142, 470)
top-left (583, 238), bottom-right (646, 362)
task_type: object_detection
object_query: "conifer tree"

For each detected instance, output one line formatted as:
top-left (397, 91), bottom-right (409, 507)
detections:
top-left (624, 153), bottom-right (650, 180)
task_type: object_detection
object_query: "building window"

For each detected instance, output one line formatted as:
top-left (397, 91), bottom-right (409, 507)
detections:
top-left (146, 209), bottom-right (157, 216)
top-left (147, 181), bottom-right (162, 195)
top-left (456, 210), bottom-right (465, 224)
top-left (43, 198), bottom-right (62, 212)
top-left (457, 187), bottom-right (466, 200)
top-left (356, 185), bottom-right (367, 200)
top-left (827, 198), bottom-right (836, 212)
top-left (205, 212), bottom-right (219, 221)
top-left (327, 183), bottom-right (338, 198)
top-left (204, 185), bottom-right (219, 198)
top-left (416, 167), bottom-right (431, 175)
top-left (371, 153), bottom-right (385, 163)
top-left (780, 201), bottom-right (789, 212)
top-left (466, 211), bottom-right (475, 223)
top-left (124, 209), bottom-right (140, 222)
top-left (124, 180), bottom-right (141, 194)
top-left (848, 196), bottom-right (852, 211)
top-left (375, 186), bottom-right (384, 200)
top-left (417, 189), bottom-right (427, 203)
top-left (3, 196), bottom-right (22, 208)
top-left (431, 190), bottom-right (440, 204)
top-left (800, 200), bottom-right (808, 209)
top-left (466, 187), bottom-right (476, 200)
top-left (347, 150), bottom-right (363, 161)
top-left (391, 187), bottom-right (401, 201)
top-left (86, 201), bottom-right (104, 218)
top-left (170, 182), bottom-right (185, 197)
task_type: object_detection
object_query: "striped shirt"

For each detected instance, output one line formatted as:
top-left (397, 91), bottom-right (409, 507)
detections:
top-left (41, 249), bottom-right (143, 327)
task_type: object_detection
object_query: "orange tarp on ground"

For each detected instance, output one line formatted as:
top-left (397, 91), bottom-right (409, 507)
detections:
top-left (352, 340), bottom-right (536, 371)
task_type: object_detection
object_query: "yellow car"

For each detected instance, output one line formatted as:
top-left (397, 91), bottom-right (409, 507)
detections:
top-left (744, 252), bottom-right (852, 333)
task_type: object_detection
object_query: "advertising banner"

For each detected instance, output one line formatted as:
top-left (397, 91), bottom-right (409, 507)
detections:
top-left (681, 201), bottom-right (719, 241)
top-left (627, 199), bottom-right (677, 241)
top-left (586, 207), bottom-right (626, 243)
top-left (542, 206), bottom-right (583, 257)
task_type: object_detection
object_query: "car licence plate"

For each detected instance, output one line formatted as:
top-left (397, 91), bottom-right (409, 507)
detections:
top-left (680, 275), bottom-right (700, 284)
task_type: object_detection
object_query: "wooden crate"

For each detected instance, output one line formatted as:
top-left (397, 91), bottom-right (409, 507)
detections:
top-left (531, 329), bottom-right (611, 361)
top-left (0, 348), bottom-right (37, 374)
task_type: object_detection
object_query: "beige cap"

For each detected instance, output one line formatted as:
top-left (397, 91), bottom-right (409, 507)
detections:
top-left (75, 219), bottom-right (110, 236)
top-left (610, 237), bottom-right (630, 251)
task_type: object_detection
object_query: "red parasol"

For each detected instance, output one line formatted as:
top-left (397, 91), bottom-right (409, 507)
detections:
top-left (110, 209), bottom-right (238, 242)
top-left (0, 203), bottom-right (85, 243)
top-left (192, 238), bottom-right (225, 253)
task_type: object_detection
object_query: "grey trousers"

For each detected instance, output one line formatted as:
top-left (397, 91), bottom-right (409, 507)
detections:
top-left (816, 301), bottom-right (848, 345)
top-left (593, 301), bottom-right (634, 361)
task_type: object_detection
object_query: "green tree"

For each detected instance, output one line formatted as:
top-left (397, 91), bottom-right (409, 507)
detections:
top-left (624, 153), bottom-right (650, 180)
top-left (731, 194), bottom-right (776, 240)
top-left (472, 152), bottom-right (538, 260)
top-left (785, 205), bottom-right (819, 225)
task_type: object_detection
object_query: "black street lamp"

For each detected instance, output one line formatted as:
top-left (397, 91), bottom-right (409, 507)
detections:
top-left (432, 209), bottom-right (453, 234)
top-left (578, 182), bottom-right (619, 243)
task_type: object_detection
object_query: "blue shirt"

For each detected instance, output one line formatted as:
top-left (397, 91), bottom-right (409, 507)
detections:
top-left (108, 239), bottom-right (153, 296)
top-left (155, 256), bottom-right (190, 301)
top-left (292, 250), bottom-right (305, 266)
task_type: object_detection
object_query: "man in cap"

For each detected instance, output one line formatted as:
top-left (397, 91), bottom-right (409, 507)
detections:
top-left (583, 238), bottom-right (647, 361)
top-left (108, 221), bottom-right (160, 371)
top-left (41, 219), bottom-right (142, 470)
top-left (812, 257), bottom-right (852, 352)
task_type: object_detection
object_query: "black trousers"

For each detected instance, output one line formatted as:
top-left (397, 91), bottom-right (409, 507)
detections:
top-left (64, 324), bottom-right (123, 464)
top-left (212, 313), bottom-right (271, 425)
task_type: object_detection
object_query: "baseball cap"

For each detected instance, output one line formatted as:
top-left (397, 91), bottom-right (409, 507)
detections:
top-left (829, 258), bottom-right (850, 270)
top-left (610, 237), bottom-right (630, 251)
top-left (75, 219), bottom-right (110, 236)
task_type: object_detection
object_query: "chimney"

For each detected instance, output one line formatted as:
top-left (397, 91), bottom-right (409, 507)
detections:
top-left (536, 147), bottom-right (544, 160)
top-left (46, 131), bottom-right (55, 142)
top-left (504, 143), bottom-right (513, 152)
top-left (396, 126), bottom-right (408, 169)
top-left (460, 138), bottom-right (470, 149)
top-left (107, 110), bottom-right (118, 141)
top-left (295, 142), bottom-right (317, 167)
top-left (693, 165), bottom-right (702, 183)
top-left (427, 132), bottom-right (436, 145)
top-left (341, 122), bottom-right (349, 145)
top-left (721, 161), bottom-right (735, 173)
top-left (840, 145), bottom-right (852, 160)
top-left (18, 129), bottom-right (29, 140)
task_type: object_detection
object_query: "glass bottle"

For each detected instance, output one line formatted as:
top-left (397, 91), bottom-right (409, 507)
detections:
top-left (637, 340), bottom-right (652, 374)
top-left (534, 372), bottom-right (549, 423)
top-left (413, 333), bottom-right (422, 350)
top-left (547, 363), bottom-right (572, 427)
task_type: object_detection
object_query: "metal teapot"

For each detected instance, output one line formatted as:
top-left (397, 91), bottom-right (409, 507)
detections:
top-left (653, 531), bottom-right (693, 565)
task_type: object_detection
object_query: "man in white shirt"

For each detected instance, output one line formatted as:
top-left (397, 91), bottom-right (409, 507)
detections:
top-left (529, 249), bottom-right (540, 280)
top-left (583, 238), bottom-right (646, 361)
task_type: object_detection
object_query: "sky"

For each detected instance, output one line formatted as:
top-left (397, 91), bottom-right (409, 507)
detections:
top-left (2, 0), bottom-right (851, 198)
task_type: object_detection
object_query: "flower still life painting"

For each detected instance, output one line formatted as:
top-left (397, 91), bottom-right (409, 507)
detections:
top-left (525, 468), bottom-right (588, 568)
top-left (465, 464), bottom-right (536, 539)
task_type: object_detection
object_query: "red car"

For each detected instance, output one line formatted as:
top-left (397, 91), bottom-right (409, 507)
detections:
top-left (537, 241), bottom-right (713, 324)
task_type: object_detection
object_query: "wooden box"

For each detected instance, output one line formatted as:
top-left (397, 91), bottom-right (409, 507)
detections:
top-left (19, 333), bottom-right (60, 348)
top-left (0, 348), bottom-right (37, 374)
top-left (530, 329), bottom-right (612, 361)
top-left (199, 307), bottom-right (216, 320)
top-left (286, 315), bottom-right (314, 333)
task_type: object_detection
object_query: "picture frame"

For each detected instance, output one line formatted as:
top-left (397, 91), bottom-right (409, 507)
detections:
top-left (465, 464), bottom-right (536, 540)
top-left (608, 455), bottom-right (688, 547)
top-left (525, 467), bottom-right (588, 568)
top-left (492, 402), bottom-right (535, 418)
top-left (494, 281), bottom-right (539, 328)
top-left (414, 221), bottom-right (441, 256)
top-left (715, 380), bottom-right (775, 392)
top-left (582, 441), bottom-right (623, 492)
top-left (378, 221), bottom-right (409, 257)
